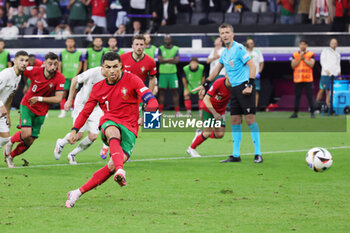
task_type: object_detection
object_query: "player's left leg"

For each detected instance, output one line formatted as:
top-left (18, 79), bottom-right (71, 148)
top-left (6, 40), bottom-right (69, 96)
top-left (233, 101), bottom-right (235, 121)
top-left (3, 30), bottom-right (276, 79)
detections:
top-left (0, 117), bottom-right (11, 148)
top-left (67, 131), bottom-right (97, 165)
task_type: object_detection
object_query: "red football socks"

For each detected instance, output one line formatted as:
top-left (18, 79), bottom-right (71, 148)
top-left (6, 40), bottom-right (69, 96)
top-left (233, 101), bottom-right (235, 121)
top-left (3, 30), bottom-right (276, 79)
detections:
top-left (109, 138), bottom-right (124, 171)
top-left (190, 133), bottom-right (207, 149)
top-left (10, 142), bottom-right (29, 158)
top-left (10, 131), bottom-right (21, 144)
top-left (79, 165), bottom-right (113, 194)
top-left (198, 100), bottom-right (205, 110)
top-left (159, 104), bottom-right (164, 112)
top-left (175, 106), bottom-right (180, 112)
top-left (184, 100), bottom-right (191, 111)
top-left (60, 98), bottom-right (66, 110)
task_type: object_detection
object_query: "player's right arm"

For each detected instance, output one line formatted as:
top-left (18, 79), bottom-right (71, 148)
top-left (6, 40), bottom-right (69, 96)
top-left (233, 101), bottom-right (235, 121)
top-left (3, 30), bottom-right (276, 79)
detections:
top-left (203, 94), bottom-right (221, 120)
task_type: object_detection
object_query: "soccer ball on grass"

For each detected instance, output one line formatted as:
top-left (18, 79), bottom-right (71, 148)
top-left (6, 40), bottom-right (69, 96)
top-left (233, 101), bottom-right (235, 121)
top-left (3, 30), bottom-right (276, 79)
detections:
top-left (306, 147), bottom-right (333, 172)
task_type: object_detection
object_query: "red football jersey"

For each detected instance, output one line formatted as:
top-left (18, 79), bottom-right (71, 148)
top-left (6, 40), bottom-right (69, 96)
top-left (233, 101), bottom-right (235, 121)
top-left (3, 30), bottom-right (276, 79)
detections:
top-left (203, 78), bottom-right (231, 115)
top-left (120, 52), bottom-right (157, 83)
top-left (91, 0), bottom-right (108, 17)
top-left (34, 59), bottom-right (43, 67)
top-left (73, 72), bottom-right (152, 136)
top-left (22, 67), bottom-right (65, 116)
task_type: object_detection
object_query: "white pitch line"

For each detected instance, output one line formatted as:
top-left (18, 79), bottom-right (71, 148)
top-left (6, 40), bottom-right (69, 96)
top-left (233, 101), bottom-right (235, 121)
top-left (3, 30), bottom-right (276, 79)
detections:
top-left (0, 145), bottom-right (349, 170)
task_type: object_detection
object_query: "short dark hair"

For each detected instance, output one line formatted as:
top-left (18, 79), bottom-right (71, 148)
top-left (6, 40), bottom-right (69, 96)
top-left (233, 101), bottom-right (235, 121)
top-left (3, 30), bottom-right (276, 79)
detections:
top-left (66, 37), bottom-right (75, 41)
top-left (15, 50), bottom-right (29, 58)
top-left (88, 19), bottom-right (95, 24)
top-left (219, 23), bottom-right (234, 32)
top-left (29, 54), bottom-right (36, 59)
top-left (132, 34), bottom-right (145, 43)
top-left (93, 37), bottom-right (102, 41)
top-left (300, 40), bottom-right (308, 45)
top-left (102, 52), bottom-right (121, 63)
top-left (190, 57), bottom-right (199, 63)
top-left (45, 52), bottom-right (59, 60)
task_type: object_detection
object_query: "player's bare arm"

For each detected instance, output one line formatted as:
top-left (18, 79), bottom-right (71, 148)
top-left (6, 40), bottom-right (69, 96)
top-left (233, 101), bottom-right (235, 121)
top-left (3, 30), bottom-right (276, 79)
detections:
top-left (148, 75), bottom-right (157, 93)
top-left (182, 77), bottom-right (190, 96)
top-left (203, 94), bottom-right (221, 120)
top-left (4, 93), bottom-right (14, 127)
top-left (83, 60), bottom-right (88, 71)
top-left (242, 59), bottom-right (256, 95)
top-left (64, 76), bottom-right (79, 111)
top-left (29, 91), bottom-right (64, 105)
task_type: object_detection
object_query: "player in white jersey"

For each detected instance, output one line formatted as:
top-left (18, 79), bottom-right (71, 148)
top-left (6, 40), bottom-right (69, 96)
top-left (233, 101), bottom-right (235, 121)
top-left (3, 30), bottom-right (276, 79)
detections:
top-left (0, 51), bottom-right (29, 148)
top-left (54, 66), bottom-right (105, 164)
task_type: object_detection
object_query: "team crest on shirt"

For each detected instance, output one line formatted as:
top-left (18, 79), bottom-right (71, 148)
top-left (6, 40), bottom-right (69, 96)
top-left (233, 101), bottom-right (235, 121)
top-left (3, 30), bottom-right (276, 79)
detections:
top-left (141, 66), bottom-right (145, 73)
top-left (215, 95), bottom-right (223, 101)
top-left (49, 83), bottom-right (53, 88)
top-left (229, 60), bottom-right (234, 67)
top-left (121, 87), bottom-right (129, 100)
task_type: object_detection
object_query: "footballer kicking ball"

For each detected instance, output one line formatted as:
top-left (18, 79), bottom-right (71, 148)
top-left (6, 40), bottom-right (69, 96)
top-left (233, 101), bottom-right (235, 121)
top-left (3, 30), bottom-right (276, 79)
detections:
top-left (306, 147), bottom-right (333, 172)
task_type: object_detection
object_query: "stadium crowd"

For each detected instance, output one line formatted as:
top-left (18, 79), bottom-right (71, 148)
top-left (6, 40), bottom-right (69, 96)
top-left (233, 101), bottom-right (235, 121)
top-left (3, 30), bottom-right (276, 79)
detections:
top-left (0, 0), bottom-right (349, 38)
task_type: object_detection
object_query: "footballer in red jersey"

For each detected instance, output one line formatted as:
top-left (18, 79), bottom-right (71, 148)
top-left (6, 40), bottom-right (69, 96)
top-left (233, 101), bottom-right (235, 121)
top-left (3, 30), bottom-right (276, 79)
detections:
top-left (65, 52), bottom-right (159, 208)
top-left (120, 35), bottom-right (157, 93)
top-left (187, 77), bottom-right (230, 158)
top-left (4, 52), bottom-right (65, 168)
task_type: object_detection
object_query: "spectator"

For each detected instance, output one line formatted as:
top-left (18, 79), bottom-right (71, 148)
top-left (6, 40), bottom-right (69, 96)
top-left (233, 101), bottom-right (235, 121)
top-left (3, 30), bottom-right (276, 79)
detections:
top-left (144, 33), bottom-right (157, 58)
top-left (157, 35), bottom-right (181, 116)
top-left (39, 6), bottom-right (47, 19)
top-left (43, 0), bottom-right (62, 27)
top-left (224, 0), bottom-right (249, 13)
top-left (0, 39), bottom-right (12, 72)
top-left (206, 37), bottom-right (226, 80)
top-left (54, 19), bottom-right (72, 39)
top-left (21, 0), bottom-right (37, 15)
top-left (68, 0), bottom-right (89, 29)
top-left (131, 20), bottom-right (142, 35)
top-left (84, 37), bottom-right (104, 71)
top-left (297, 0), bottom-right (311, 23)
top-left (60, 0), bottom-right (70, 16)
top-left (85, 19), bottom-right (103, 35)
top-left (202, 0), bottom-right (223, 12)
top-left (0, 19), bottom-right (19, 39)
top-left (107, 0), bottom-right (129, 33)
top-left (246, 38), bottom-right (264, 107)
top-left (113, 23), bottom-right (126, 36)
top-left (6, 0), bottom-right (20, 18)
top-left (177, 0), bottom-right (195, 13)
top-left (269, 0), bottom-right (280, 13)
top-left (0, 7), bottom-right (6, 27)
top-left (152, 0), bottom-right (177, 32)
top-left (89, 0), bottom-right (108, 30)
top-left (309, 0), bottom-right (334, 24)
top-left (290, 40), bottom-right (315, 118)
top-left (27, 7), bottom-right (48, 28)
top-left (316, 38), bottom-right (341, 107)
top-left (129, 0), bottom-right (147, 30)
top-left (33, 20), bottom-right (49, 35)
top-left (252, 0), bottom-right (268, 13)
top-left (12, 5), bottom-right (29, 28)
top-left (103, 37), bottom-right (124, 55)
top-left (332, 0), bottom-right (349, 31)
top-left (276, 0), bottom-right (295, 24)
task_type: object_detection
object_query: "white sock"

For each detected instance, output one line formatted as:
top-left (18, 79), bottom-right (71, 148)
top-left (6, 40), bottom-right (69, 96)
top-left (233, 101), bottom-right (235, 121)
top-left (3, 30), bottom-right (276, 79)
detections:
top-left (70, 136), bottom-right (93, 156)
top-left (0, 137), bottom-right (10, 148)
top-left (60, 133), bottom-right (71, 146)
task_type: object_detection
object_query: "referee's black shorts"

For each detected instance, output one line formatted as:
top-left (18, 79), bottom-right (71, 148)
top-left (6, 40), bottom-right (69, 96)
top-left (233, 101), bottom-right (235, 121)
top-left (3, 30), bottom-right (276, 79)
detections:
top-left (230, 82), bottom-right (256, 115)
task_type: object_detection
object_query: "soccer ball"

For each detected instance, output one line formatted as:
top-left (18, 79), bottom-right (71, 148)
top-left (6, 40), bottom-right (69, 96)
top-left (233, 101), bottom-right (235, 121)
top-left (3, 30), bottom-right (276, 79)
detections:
top-left (306, 147), bottom-right (333, 172)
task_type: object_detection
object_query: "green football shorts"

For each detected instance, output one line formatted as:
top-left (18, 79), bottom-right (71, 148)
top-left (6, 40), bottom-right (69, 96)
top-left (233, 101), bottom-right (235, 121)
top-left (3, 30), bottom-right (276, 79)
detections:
top-left (19, 105), bottom-right (46, 138)
top-left (159, 73), bottom-right (179, 89)
top-left (100, 121), bottom-right (136, 157)
top-left (202, 110), bottom-right (226, 127)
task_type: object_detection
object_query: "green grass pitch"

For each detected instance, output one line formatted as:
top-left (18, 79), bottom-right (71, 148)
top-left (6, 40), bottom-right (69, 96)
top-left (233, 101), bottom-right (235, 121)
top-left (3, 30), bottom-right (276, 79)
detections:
top-left (0, 110), bottom-right (350, 232)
